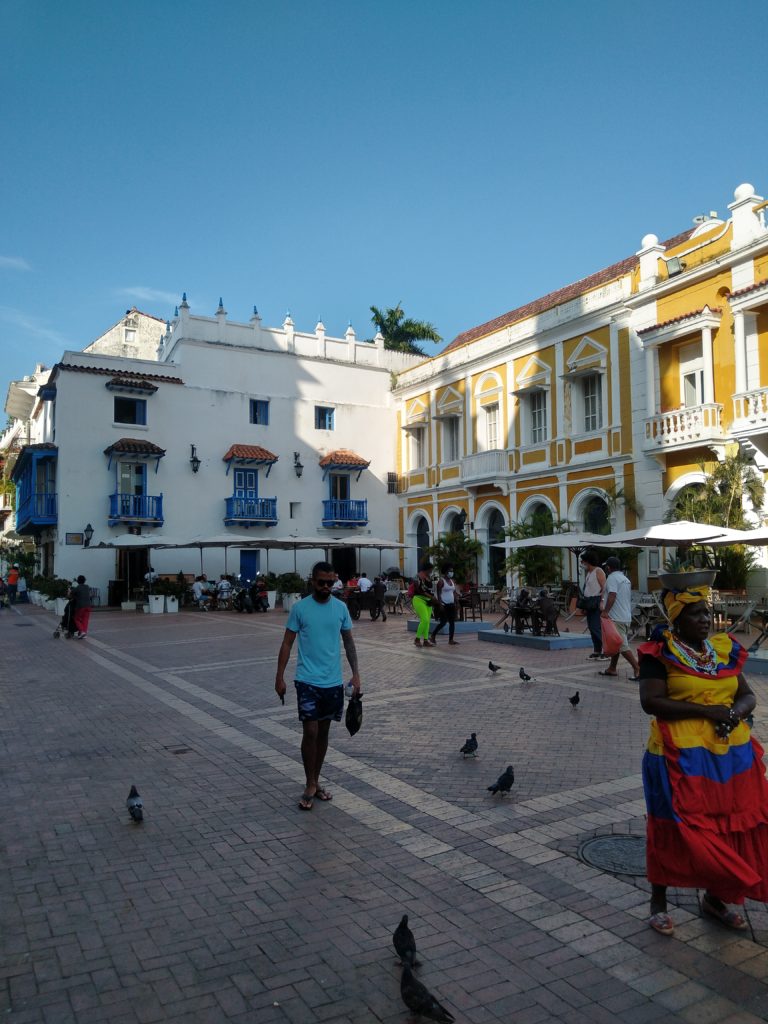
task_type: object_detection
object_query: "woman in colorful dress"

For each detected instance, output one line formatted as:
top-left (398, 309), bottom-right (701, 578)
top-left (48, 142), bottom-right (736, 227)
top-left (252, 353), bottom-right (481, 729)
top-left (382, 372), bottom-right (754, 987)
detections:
top-left (638, 585), bottom-right (768, 936)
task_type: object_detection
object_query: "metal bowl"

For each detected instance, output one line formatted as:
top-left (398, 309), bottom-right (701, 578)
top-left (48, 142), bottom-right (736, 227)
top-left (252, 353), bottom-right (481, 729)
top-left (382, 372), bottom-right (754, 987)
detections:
top-left (656, 570), bottom-right (717, 590)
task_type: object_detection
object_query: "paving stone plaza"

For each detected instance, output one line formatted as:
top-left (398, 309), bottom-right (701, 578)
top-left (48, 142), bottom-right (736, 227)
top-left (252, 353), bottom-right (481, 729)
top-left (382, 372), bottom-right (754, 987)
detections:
top-left (3, 603), bottom-right (768, 1023)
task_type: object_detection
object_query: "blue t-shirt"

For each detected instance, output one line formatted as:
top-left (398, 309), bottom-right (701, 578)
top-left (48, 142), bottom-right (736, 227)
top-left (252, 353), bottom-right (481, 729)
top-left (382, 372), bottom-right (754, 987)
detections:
top-left (286, 594), bottom-right (353, 687)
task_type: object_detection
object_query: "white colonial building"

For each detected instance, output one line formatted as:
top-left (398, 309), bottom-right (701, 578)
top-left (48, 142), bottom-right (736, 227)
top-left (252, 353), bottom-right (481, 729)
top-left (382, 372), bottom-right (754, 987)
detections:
top-left (5, 301), bottom-right (421, 599)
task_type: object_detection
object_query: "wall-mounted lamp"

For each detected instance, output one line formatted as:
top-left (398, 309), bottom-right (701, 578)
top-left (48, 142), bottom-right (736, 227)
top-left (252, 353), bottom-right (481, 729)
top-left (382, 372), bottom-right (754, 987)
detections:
top-left (666, 256), bottom-right (687, 277)
top-left (83, 523), bottom-right (94, 548)
top-left (190, 444), bottom-right (201, 473)
top-left (293, 452), bottom-right (304, 479)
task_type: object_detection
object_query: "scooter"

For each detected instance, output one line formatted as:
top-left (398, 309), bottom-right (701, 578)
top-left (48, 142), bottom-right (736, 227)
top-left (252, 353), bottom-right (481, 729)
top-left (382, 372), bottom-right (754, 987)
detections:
top-left (231, 578), bottom-right (254, 613)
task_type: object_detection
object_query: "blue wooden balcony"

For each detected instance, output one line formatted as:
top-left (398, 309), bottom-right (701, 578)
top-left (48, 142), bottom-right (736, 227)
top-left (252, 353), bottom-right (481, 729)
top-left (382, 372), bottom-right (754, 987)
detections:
top-left (224, 496), bottom-right (278, 526)
top-left (108, 492), bottom-right (164, 526)
top-left (16, 492), bottom-right (57, 533)
top-left (322, 498), bottom-right (368, 529)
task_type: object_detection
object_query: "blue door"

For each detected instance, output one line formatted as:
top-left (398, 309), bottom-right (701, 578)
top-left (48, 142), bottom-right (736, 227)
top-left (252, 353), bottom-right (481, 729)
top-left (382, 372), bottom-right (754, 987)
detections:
top-left (239, 550), bottom-right (260, 580)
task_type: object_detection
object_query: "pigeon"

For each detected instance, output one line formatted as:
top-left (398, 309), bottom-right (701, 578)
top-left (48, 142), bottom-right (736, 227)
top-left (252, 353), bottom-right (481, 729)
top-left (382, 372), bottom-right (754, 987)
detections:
top-left (400, 964), bottom-right (454, 1023)
top-left (503, 622), bottom-right (510, 633)
top-left (126, 785), bottom-right (143, 822)
top-left (519, 667), bottom-right (532, 682)
top-left (393, 914), bottom-right (417, 968)
top-left (488, 660), bottom-right (501, 674)
top-left (487, 765), bottom-right (515, 796)
top-left (569, 691), bottom-right (580, 708)
top-left (459, 733), bottom-right (478, 758)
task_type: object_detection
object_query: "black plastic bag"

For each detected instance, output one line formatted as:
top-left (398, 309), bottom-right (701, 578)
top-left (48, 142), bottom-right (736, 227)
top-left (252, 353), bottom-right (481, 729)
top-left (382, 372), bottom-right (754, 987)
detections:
top-left (345, 694), bottom-right (363, 736)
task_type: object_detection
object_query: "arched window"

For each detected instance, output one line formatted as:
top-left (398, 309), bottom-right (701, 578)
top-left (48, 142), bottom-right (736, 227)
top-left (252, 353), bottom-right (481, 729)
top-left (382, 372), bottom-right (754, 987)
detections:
top-left (528, 503), bottom-right (554, 535)
top-left (450, 512), bottom-right (465, 533)
top-left (416, 517), bottom-right (431, 568)
top-left (583, 496), bottom-right (610, 535)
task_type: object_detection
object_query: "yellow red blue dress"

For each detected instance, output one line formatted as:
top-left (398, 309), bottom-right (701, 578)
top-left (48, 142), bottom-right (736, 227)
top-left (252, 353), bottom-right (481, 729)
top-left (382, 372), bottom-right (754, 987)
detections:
top-left (638, 631), bottom-right (768, 902)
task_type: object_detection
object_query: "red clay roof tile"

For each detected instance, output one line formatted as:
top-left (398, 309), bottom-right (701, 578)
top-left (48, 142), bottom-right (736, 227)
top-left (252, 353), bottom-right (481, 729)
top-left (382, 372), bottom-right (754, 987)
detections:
top-left (222, 444), bottom-right (279, 462)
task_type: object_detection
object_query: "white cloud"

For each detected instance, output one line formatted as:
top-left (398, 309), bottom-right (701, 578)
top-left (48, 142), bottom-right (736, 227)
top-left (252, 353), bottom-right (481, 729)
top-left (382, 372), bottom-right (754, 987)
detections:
top-left (0, 256), bottom-right (32, 271)
top-left (115, 286), bottom-right (179, 307)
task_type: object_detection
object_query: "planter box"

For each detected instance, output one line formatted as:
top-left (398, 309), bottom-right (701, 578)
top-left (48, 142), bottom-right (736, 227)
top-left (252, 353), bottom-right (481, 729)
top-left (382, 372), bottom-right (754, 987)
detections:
top-left (267, 590), bottom-right (277, 610)
top-left (165, 595), bottom-right (179, 613)
top-left (282, 593), bottom-right (302, 613)
top-left (148, 595), bottom-right (165, 614)
top-left (121, 601), bottom-right (137, 611)
top-left (28, 591), bottom-right (41, 605)
top-left (44, 599), bottom-right (56, 613)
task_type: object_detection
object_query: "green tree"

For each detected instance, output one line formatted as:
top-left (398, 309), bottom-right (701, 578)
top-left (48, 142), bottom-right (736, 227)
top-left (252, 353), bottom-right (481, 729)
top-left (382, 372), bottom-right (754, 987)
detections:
top-left (666, 449), bottom-right (765, 589)
top-left (426, 531), bottom-right (484, 585)
top-left (503, 513), bottom-right (572, 588)
top-left (369, 303), bottom-right (441, 356)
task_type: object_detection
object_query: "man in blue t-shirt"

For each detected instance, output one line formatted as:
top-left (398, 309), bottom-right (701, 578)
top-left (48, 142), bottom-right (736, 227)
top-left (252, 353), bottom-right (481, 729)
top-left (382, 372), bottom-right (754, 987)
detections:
top-left (275, 561), bottom-right (361, 811)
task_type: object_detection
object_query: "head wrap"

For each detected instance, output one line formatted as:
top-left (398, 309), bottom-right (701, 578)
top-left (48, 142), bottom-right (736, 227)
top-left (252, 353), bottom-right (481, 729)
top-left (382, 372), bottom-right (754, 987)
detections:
top-left (663, 585), bottom-right (712, 623)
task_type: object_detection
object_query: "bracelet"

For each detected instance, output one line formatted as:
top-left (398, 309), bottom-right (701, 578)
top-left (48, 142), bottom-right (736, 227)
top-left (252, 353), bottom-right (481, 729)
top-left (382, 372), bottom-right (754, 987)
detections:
top-left (728, 708), bottom-right (739, 724)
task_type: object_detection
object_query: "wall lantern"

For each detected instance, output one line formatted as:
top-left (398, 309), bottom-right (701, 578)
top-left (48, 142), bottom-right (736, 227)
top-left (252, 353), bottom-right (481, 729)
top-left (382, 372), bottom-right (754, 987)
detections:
top-left (293, 452), bottom-right (304, 479)
top-left (83, 523), bottom-right (94, 548)
top-left (190, 444), bottom-right (201, 474)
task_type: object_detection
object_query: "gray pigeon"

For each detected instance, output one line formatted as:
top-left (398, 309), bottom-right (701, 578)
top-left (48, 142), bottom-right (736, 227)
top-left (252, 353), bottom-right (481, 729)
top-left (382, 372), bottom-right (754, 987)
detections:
top-left (569, 691), bottom-right (580, 708)
top-left (460, 733), bottom-right (478, 758)
top-left (488, 660), bottom-right (501, 674)
top-left (400, 964), bottom-right (454, 1023)
top-left (487, 765), bottom-right (515, 796)
top-left (126, 785), bottom-right (143, 822)
top-left (393, 914), bottom-right (417, 967)
top-left (503, 622), bottom-right (510, 633)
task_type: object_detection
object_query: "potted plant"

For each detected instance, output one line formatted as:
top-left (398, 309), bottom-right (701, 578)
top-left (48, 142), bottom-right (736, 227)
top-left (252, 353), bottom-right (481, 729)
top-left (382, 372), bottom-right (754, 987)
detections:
top-left (264, 571), bottom-right (279, 611)
top-left (277, 572), bottom-right (306, 612)
top-left (153, 577), bottom-right (184, 613)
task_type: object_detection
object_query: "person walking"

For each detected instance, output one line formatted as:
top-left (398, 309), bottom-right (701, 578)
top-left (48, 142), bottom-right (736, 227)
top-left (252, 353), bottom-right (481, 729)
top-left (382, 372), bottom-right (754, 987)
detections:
top-left (70, 575), bottom-right (92, 638)
top-left (411, 565), bottom-right (435, 648)
top-left (579, 549), bottom-right (606, 659)
top-left (275, 561), bottom-right (361, 812)
top-left (6, 563), bottom-right (19, 604)
top-left (430, 564), bottom-right (459, 645)
top-left (372, 576), bottom-right (388, 622)
top-left (638, 585), bottom-right (768, 936)
top-left (599, 556), bottom-right (640, 679)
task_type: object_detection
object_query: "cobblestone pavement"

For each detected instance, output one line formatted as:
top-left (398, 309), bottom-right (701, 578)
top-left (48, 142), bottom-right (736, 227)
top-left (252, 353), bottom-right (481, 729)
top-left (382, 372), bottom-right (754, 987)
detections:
top-left (3, 602), bottom-right (768, 1023)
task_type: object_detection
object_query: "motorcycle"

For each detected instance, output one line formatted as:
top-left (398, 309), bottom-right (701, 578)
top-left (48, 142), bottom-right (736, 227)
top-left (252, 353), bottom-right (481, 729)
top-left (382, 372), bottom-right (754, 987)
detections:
top-left (231, 578), bottom-right (254, 613)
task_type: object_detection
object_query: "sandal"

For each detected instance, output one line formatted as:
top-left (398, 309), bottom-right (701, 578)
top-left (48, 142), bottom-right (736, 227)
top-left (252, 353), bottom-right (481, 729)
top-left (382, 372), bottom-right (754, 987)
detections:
top-left (701, 896), bottom-right (748, 930)
top-left (648, 912), bottom-right (674, 936)
top-left (314, 787), bottom-right (333, 802)
top-left (298, 794), bottom-right (314, 811)
top-left (414, 638), bottom-right (422, 647)
top-left (598, 670), bottom-right (618, 677)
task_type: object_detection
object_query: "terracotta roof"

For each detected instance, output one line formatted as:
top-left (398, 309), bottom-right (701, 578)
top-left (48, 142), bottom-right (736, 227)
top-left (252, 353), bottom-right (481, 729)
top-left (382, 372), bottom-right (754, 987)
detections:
top-left (637, 306), bottom-right (721, 336)
top-left (222, 444), bottom-right (279, 462)
top-left (318, 449), bottom-right (370, 468)
top-left (103, 438), bottom-right (167, 455)
top-left (54, 364), bottom-right (183, 384)
top-left (18, 442), bottom-right (57, 452)
top-left (106, 376), bottom-right (159, 391)
top-left (440, 228), bottom-right (696, 355)
top-left (730, 277), bottom-right (768, 300)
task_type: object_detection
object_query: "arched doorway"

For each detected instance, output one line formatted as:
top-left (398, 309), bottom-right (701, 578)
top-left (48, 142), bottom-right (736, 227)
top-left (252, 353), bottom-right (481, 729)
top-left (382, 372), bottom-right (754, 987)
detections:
top-left (416, 517), bottom-right (431, 569)
top-left (486, 508), bottom-right (506, 586)
top-left (583, 496), bottom-right (610, 535)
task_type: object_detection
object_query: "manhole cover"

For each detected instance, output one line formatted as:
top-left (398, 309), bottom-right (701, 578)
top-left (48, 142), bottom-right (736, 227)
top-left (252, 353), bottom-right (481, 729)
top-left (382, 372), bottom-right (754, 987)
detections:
top-left (578, 835), bottom-right (646, 876)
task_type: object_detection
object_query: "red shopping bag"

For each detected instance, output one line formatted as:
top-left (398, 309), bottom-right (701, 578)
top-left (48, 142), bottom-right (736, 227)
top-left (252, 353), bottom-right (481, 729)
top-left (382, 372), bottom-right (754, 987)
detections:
top-left (601, 617), bottom-right (623, 656)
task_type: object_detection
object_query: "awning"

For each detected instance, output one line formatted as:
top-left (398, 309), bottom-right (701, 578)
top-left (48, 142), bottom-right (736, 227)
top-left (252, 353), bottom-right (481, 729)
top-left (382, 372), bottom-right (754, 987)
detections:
top-left (103, 438), bottom-right (166, 472)
top-left (319, 449), bottom-right (370, 481)
top-left (222, 444), bottom-right (278, 476)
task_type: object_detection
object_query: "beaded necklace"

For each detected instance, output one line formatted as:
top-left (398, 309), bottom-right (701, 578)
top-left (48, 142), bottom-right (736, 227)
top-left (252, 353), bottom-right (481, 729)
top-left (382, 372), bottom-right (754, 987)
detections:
top-left (668, 632), bottom-right (720, 675)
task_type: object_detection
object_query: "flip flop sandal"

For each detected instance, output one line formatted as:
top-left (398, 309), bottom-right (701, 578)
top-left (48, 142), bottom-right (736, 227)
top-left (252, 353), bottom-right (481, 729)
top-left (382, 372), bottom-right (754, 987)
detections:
top-left (598, 670), bottom-right (619, 677)
top-left (648, 912), bottom-right (674, 936)
top-left (314, 787), bottom-right (333, 802)
top-left (298, 795), bottom-right (314, 811)
top-left (702, 898), bottom-right (748, 930)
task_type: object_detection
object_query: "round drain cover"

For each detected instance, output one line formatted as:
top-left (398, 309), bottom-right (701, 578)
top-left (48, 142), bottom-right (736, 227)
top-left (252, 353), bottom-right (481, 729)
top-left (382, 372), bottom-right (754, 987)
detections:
top-left (578, 835), bottom-right (646, 876)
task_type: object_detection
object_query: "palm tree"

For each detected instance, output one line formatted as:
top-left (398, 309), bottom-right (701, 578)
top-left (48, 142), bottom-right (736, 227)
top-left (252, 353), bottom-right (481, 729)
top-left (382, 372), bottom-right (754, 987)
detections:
top-left (369, 304), bottom-right (441, 355)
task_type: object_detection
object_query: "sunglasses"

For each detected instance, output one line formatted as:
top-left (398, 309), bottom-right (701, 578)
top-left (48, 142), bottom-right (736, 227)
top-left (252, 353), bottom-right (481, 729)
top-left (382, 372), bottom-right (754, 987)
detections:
top-left (314, 578), bottom-right (335, 588)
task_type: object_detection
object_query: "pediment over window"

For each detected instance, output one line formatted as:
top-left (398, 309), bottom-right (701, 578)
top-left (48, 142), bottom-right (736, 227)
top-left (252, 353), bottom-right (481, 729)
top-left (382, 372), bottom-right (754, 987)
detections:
top-left (434, 386), bottom-right (463, 419)
top-left (562, 336), bottom-right (607, 378)
top-left (404, 397), bottom-right (429, 428)
top-left (512, 356), bottom-right (551, 395)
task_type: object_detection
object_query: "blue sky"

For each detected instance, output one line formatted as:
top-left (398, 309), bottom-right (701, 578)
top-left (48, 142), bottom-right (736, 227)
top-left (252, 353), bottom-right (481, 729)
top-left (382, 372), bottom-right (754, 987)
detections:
top-left (3, 0), bottom-right (768, 396)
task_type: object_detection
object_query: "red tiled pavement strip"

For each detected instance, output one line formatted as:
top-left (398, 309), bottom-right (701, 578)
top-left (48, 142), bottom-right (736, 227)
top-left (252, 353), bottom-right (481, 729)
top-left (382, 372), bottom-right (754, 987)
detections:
top-left (2, 603), bottom-right (768, 1023)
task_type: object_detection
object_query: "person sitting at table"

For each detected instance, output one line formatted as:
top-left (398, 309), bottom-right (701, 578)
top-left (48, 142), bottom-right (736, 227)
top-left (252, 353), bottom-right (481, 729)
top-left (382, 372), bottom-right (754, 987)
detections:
top-left (251, 575), bottom-right (269, 612)
top-left (347, 572), bottom-right (359, 590)
top-left (191, 576), bottom-right (211, 611)
top-left (217, 574), bottom-right (233, 608)
top-left (535, 589), bottom-right (559, 635)
top-left (331, 574), bottom-right (344, 594)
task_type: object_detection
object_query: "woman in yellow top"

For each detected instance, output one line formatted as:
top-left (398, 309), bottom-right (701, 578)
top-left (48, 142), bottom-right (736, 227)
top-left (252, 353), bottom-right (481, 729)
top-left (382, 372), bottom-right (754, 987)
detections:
top-left (638, 585), bottom-right (768, 936)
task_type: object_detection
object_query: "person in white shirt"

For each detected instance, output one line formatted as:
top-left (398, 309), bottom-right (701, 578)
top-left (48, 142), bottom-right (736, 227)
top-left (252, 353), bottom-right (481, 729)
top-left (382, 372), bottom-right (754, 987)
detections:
top-left (600, 556), bottom-right (640, 679)
top-left (144, 567), bottom-right (158, 584)
top-left (191, 576), bottom-right (210, 611)
top-left (357, 573), bottom-right (373, 593)
top-left (430, 564), bottom-right (460, 645)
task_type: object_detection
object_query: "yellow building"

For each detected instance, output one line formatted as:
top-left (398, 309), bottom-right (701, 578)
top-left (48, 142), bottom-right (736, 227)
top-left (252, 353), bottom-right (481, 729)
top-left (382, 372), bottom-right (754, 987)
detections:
top-left (394, 182), bottom-right (768, 586)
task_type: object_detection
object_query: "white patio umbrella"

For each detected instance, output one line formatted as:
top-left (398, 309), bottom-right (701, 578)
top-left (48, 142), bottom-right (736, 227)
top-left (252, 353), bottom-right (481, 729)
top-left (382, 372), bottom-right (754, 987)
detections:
top-left (91, 534), bottom-right (188, 595)
top-left (597, 520), bottom-right (732, 546)
top-left (491, 531), bottom-right (621, 550)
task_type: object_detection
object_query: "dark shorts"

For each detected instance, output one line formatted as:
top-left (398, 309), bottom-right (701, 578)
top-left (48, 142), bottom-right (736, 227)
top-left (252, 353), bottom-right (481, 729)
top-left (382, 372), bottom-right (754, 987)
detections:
top-left (295, 681), bottom-right (344, 722)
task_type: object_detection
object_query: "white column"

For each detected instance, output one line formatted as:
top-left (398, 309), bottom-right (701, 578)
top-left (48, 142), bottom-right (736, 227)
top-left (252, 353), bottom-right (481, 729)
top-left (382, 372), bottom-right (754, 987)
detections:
top-left (645, 345), bottom-right (656, 416)
top-left (429, 388), bottom-right (437, 475)
top-left (734, 310), bottom-right (747, 394)
top-left (701, 326), bottom-right (714, 404)
top-left (609, 321), bottom-right (620, 426)
top-left (464, 372), bottom-right (473, 455)
top-left (554, 341), bottom-right (564, 439)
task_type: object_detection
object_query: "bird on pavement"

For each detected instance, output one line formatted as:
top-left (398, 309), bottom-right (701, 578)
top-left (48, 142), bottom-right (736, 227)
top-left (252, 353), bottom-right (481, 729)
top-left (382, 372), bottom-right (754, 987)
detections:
top-left (487, 765), bottom-right (515, 796)
top-left (488, 660), bottom-right (501, 674)
top-left (126, 785), bottom-right (143, 822)
top-left (460, 733), bottom-right (478, 758)
top-left (519, 667), bottom-right (532, 682)
top-left (569, 691), bottom-right (580, 708)
top-left (393, 914), bottom-right (417, 968)
top-left (400, 964), bottom-right (455, 1023)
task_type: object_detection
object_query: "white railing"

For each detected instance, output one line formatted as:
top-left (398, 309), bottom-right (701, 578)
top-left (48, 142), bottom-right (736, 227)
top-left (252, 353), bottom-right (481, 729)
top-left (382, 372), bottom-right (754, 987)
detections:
top-left (643, 404), bottom-right (723, 450)
top-left (733, 387), bottom-right (768, 426)
top-left (460, 449), bottom-right (508, 483)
